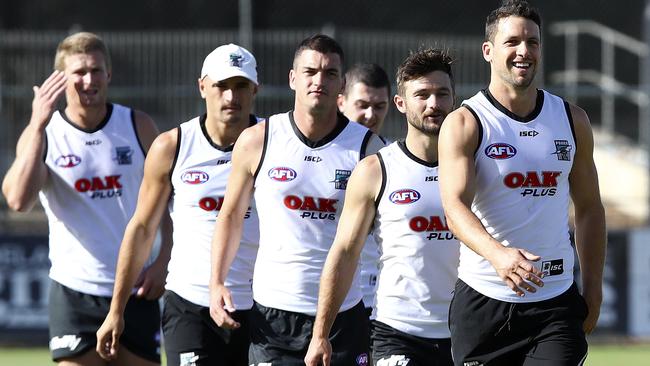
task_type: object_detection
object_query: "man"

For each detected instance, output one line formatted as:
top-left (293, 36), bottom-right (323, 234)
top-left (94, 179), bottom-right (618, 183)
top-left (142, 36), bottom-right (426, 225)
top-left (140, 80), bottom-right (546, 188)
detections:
top-left (438, 1), bottom-right (606, 365)
top-left (338, 63), bottom-right (391, 135)
top-left (96, 44), bottom-right (260, 366)
top-left (305, 48), bottom-right (459, 366)
top-left (209, 34), bottom-right (384, 365)
top-left (1, 32), bottom-right (169, 365)
top-left (338, 63), bottom-right (391, 316)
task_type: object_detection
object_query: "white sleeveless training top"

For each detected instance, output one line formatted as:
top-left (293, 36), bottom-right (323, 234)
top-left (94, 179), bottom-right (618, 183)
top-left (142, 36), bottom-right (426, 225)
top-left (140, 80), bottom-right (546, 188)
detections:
top-left (167, 115), bottom-right (260, 309)
top-left (373, 141), bottom-right (459, 338)
top-left (460, 89), bottom-right (576, 303)
top-left (40, 104), bottom-right (145, 296)
top-left (253, 111), bottom-right (373, 315)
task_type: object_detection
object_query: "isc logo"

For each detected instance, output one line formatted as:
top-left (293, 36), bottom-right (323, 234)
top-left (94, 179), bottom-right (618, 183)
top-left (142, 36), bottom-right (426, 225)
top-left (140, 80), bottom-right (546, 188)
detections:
top-left (485, 143), bottom-right (517, 159)
top-left (55, 154), bottom-right (82, 168)
top-left (181, 170), bottom-right (209, 184)
top-left (519, 130), bottom-right (539, 137)
top-left (268, 167), bottom-right (297, 182)
top-left (389, 189), bottom-right (421, 204)
top-left (542, 259), bottom-right (564, 276)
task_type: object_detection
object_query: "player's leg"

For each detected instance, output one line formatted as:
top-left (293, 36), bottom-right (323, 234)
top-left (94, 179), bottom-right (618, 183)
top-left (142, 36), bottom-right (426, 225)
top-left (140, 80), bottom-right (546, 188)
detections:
top-left (329, 301), bottom-right (370, 366)
top-left (57, 350), bottom-right (106, 366)
top-left (521, 283), bottom-right (588, 366)
top-left (114, 347), bottom-right (159, 366)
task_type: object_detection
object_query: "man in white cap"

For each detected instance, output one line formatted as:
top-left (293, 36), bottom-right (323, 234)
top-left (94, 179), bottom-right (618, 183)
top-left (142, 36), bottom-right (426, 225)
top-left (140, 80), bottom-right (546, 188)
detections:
top-left (96, 43), bottom-right (261, 366)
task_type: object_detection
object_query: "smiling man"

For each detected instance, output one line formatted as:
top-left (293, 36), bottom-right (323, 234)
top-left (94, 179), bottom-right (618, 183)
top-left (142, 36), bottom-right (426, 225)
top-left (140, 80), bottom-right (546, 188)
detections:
top-left (438, 1), bottom-right (606, 365)
top-left (209, 34), bottom-right (384, 365)
top-left (2, 32), bottom-right (169, 366)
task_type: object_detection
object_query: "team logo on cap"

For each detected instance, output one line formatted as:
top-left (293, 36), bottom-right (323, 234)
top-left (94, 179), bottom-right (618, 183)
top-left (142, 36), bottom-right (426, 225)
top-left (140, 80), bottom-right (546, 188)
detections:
top-left (181, 170), bottom-right (209, 184)
top-left (229, 53), bottom-right (243, 67)
top-left (268, 167), bottom-right (297, 182)
top-left (55, 154), bottom-right (81, 168)
top-left (389, 189), bottom-right (421, 204)
top-left (485, 143), bottom-right (516, 159)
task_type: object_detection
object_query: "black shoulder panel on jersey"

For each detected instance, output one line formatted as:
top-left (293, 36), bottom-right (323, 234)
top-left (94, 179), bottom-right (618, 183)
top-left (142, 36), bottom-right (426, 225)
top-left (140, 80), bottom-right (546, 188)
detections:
top-left (460, 104), bottom-right (484, 158)
top-left (563, 100), bottom-right (577, 151)
top-left (253, 118), bottom-right (270, 181)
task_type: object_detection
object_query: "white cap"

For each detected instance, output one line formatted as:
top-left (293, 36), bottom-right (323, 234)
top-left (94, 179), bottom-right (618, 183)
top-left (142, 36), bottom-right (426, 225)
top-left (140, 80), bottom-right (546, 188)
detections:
top-left (200, 43), bottom-right (258, 85)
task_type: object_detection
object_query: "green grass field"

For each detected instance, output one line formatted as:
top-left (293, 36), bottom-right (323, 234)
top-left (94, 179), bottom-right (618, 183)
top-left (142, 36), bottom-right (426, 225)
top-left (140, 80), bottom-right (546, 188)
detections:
top-left (0, 344), bottom-right (648, 365)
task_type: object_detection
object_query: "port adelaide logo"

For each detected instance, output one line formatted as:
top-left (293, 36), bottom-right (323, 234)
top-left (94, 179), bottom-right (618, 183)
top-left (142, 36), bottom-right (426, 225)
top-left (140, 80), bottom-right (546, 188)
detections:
top-left (552, 140), bottom-right (572, 161)
top-left (332, 169), bottom-right (351, 190)
top-left (389, 189), bottom-right (421, 204)
top-left (485, 143), bottom-right (517, 159)
top-left (181, 170), bottom-right (209, 184)
top-left (114, 146), bottom-right (133, 165)
top-left (268, 167), bottom-right (297, 182)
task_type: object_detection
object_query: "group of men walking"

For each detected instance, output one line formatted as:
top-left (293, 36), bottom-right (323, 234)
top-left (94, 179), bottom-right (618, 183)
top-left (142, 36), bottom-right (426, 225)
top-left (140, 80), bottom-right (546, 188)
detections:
top-left (2, 1), bottom-right (605, 365)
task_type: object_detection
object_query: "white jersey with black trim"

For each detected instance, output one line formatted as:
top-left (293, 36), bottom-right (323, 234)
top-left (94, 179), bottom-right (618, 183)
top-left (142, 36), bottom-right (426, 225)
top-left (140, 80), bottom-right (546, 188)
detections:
top-left (373, 141), bottom-right (459, 338)
top-left (253, 111), bottom-right (374, 315)
top-left (40, 103), bottom-right (146, 296)
top-left (167, 115), bottom-right (260, 309)
top-left (460, 89), bottom-right (576, 303)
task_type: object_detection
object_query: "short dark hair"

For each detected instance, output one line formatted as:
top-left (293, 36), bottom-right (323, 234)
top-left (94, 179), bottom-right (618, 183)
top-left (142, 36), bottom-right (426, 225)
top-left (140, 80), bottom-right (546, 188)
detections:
top-left (293, 34), bottom-right (344, 65)
top-left (344, 63), bottom-right (390, 96)
top-left (396, 48), bottom-right (454, 96)
top-left (485, 0), bottom-right (542, 42)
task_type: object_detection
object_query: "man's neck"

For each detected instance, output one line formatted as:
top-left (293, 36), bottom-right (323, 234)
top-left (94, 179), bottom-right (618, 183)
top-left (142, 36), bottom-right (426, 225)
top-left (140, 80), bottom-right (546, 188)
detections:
top-left (405, 129), bottom-right (438, 164)
top-left (487, 81), bottom-right (538, 118)
top-left (64, 103), bottom-right (108, 130)
top-left (205, 114), bottom-right (250, 148)
top-left (292, 104), bottom-right (339, 142)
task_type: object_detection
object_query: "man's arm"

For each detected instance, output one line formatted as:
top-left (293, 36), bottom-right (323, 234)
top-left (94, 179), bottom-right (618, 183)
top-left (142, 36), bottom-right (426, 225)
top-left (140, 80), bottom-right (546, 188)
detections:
top-left (209, 122), bottom-right (264, 329)
top-left (96, 129), bottom-right (176, 361)
top-left (567, 104), bottom-right (606, 334)
top-left (304, 155), bottom-right (382, 366)
top-left (132, 110), bottom-right (173, 299)
top-left (2, 71), bottom-right (67, 211)
top-left (438, 108), bottom-right (543, 297)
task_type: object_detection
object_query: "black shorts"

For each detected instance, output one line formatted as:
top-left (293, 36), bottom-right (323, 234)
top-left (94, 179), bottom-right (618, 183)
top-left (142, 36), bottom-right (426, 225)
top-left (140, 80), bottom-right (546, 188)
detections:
top-left (449, 280), bottom-right (588, 366)
top-left (371, 320), bottom-right (452, 366)
top-left (162, 290), bottom-right (250, 366)
top-left (248, 301), bottom-right (370, 366)
top-left (48, 280), bottom-right (160, 363)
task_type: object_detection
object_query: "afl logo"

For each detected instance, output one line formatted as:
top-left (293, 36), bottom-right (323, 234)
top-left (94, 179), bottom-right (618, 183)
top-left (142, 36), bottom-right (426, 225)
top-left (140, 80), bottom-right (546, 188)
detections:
top-left (55, 154), bottom-right (81, 168)
top-left (181, 170), bottom-right (209, 184)
top-left (485, 143), bottom-right (517, 159)
top-left (268, 167), bottom-right (297, 182)
top-left (389, 189), bottom-right (421, 204)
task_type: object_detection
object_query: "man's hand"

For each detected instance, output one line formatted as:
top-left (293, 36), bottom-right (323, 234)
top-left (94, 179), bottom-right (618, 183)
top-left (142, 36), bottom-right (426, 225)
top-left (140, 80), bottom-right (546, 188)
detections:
top-left (490, 247), bottom-right (544, 297)
top-left (209, 283), bottom-right (240, 329)
top-left (134, 258), bottom-right (167, 300)
top-left (582, 287), bottom-right (602, 334)
top-left (30, 70), bottom-right (67, 128)
top-left (95, 312), bottom-right (124, 361)
top-left (304, 336), bottom-right (332, 366)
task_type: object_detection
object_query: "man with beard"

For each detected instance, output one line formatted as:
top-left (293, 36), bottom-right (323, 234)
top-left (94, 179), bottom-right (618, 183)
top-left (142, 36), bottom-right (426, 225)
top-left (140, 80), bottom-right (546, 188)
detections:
top-left (305, 48), bottom-right (459, 366)
top-left (438, 1), bottom-right (606, 365)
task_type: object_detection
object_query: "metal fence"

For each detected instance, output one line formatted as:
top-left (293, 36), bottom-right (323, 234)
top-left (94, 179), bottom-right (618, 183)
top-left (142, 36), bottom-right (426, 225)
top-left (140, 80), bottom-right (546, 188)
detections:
top-left (0, 29), bottom-right (489, 232)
